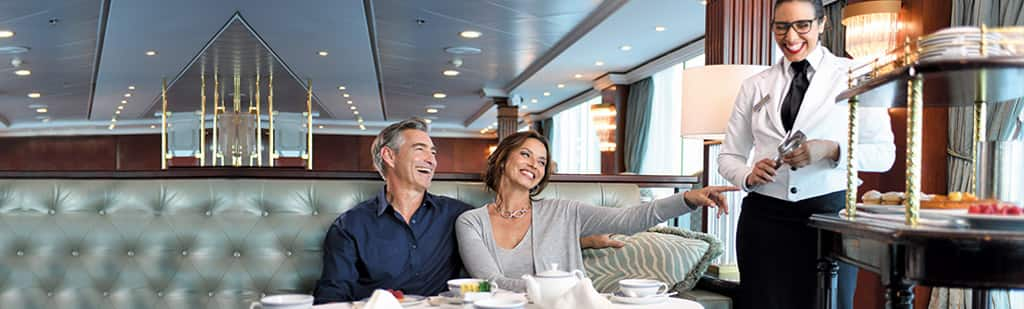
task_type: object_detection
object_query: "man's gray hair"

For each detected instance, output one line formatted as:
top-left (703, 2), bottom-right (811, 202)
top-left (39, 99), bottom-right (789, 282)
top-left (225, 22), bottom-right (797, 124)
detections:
top-left (371, 118), bottom-right (430, 177)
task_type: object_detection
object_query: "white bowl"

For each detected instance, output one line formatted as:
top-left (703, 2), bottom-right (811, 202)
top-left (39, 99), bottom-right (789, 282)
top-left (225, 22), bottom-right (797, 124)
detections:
top-left (473, 298), bottom-right (526, 309)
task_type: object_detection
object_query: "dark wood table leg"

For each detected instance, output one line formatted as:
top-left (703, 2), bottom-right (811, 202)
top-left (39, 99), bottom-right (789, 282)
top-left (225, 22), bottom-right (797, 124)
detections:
top-left (884, 245), bottom-right (915, 309)
top-left (972, 289), bottom-right (990, 309)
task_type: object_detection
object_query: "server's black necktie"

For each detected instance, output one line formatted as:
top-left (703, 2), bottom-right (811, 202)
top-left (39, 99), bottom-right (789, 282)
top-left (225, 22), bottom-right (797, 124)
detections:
top-left (781, 60), bottom-right (810, 132)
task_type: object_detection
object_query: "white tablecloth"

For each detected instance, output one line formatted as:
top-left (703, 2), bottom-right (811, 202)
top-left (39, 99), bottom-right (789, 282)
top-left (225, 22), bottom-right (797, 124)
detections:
top-left (313, 292), bottom-right (704, 309)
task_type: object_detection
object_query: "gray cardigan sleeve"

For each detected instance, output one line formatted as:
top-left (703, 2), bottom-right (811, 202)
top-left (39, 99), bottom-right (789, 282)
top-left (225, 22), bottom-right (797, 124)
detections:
top-left (576, 193), bottom-right (692, 236)
top-left (455, 209), bottom-right (527, 292)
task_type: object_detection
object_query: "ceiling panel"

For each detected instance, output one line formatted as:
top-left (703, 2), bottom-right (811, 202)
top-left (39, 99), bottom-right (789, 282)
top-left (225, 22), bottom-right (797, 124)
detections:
top-left (0, 0), bottom-right (100, 126)
top-left (371, 0), bottom-right (601, 125)
top-left (92, 0), bottom-right (379, 128)
top-left (466, 0), bottom-right (707, 129)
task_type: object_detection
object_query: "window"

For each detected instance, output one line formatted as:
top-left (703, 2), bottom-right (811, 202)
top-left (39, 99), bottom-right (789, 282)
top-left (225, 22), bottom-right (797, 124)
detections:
top-left (641, 53), bottom-right (706, 177)
top-left (550, 96), bottom-right (602, 174)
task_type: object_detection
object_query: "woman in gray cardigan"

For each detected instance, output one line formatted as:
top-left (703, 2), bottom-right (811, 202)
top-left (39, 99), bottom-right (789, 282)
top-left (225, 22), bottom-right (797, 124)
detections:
top-left (455, 131), bottom-right (737, 292)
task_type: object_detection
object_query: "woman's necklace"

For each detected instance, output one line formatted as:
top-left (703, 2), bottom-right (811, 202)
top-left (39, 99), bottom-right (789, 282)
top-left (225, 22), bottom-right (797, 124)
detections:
top-left (492, 202), bottom-right (530, 219)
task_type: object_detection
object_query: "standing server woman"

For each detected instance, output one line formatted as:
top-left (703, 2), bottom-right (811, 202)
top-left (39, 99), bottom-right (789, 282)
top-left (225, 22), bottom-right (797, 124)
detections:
top-left (717, 0), bottom-right (896, 308)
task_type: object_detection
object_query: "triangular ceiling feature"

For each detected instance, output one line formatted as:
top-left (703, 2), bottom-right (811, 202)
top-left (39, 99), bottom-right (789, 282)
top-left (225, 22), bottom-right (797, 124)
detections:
top-left (145, 13), bottom-right (327, 118)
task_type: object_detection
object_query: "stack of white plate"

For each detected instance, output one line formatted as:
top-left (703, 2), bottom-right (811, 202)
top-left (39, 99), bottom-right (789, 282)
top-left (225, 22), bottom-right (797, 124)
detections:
top-left (919, 27), bottom-right (1012, 62)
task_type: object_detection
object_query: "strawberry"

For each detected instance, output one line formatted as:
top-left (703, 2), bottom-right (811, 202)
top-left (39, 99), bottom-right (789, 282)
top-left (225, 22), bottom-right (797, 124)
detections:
top-left (387, 289), bottom-right (404, 300)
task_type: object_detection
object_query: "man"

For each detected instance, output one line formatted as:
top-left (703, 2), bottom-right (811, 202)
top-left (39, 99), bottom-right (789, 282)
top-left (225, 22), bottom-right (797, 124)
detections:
top-left (313, 118), bottom-right (623, 304)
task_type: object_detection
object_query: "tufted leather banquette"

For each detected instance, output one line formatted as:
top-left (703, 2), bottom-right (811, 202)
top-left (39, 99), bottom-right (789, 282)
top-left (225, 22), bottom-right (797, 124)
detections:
top-left (0, 179), bottom-right (647, 308)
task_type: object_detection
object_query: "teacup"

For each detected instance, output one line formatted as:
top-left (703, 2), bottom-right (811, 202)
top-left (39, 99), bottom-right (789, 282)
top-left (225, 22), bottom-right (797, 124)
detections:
top-left (249, 294), bottom-right (314, 309)
top-left (618, 279), bottom-right (668, 297)
top-left (447, 278), bottom-right (497, 297)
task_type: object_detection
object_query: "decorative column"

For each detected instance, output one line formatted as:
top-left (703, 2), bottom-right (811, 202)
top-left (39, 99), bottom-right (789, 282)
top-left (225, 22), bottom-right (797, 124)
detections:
top-left (706, 0), bottom-right (776, 66)
top-left (494, 97), bottom-right (518, 141)
top-left (594, 75), bottom-right (629, 175)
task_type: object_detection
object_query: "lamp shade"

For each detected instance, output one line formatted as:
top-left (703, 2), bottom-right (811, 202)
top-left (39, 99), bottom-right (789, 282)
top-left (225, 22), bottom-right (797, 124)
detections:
top-left (842, 0), bottom-right (901, 59)
top-left (680, 65), bottom-right (768, 139)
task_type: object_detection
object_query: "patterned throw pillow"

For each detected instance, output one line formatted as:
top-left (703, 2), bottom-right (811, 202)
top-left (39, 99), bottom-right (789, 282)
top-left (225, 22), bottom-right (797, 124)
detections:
top-left (582, 226), bottom-right (723, 294)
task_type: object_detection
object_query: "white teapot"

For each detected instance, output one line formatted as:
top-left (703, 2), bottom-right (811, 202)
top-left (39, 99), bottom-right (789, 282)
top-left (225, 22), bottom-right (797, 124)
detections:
top-left (522, 263), bottom-right (586, 305)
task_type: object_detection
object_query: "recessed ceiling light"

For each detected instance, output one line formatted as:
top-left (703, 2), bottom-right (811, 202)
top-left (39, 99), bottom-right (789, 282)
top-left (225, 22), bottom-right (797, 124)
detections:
top-left (350, 106), bottom-right (357, 110)
top-left (150, 125), bottom-right (156, 129)
top-left (426, 108), bottom-right (439, 114)
top-left (594, 61), bottom-right (605, 66)
top-left (27, 92), bottom-right (41, 98)
top-left (480, 129), bottom-right (487, 134)
top-left (543, 92), bottom-right (551, 96)
top-left (318, 125), bottom-right (324, 129)
top-left (109, 124), bottom-right (116, 130)
top-left (317, 50), bottom-right (329, 56)
top-left (620, 45), bottom-right (633, 51)
top-left (442, 70), bottom-right (460, 77)
top-left (531, 98), bottom-right (538, 103)
top-left (117, 105), bottom-right (124, 110)
top-left (346, 100), bottom-right (353, 104)
top-left (557, 84), bottom-right (565, 88)
top-left (359, 125), bottom-right (366, 130)
top-left (492, 122), bottom-right (498, 126)
top-left (357, 117), bottom-right (364, 123)
top-left (128, 85), bottom-right (135, 90)
top-left (121, 100), bottom-right (128, 104)
top-left (145, 50), bottom-right (158, 56)
top-left (574, 74), bottom-right (583, 79)
top-left (423, 119), bottom-right (433, 124)
top-left (338, 86), bottom-right (346, 90)
top-left (111, 118), bottom-right (117, 123)
top-left (14, 69), bottom-right (30, 76)
top-left (41, 118), bottom-right (50, 122)
top-left (0, 30), bottom-right (14, 38)
top-left (655, 26), bottom-right (667, 32)
top-left (343, 93), bottom-right (350, 98)
top-left (35, 108), bottom-right (47, 113)
top-left (459, 30), bottom-right (482, 39)
top-left (123, 93), bottom-right (132, 98)
top-left (433, 92), bottom-right (447, 99)
top-left (353, 111), bottom-right (359, 115)
top-left (115, 110), bottom-right (121, 114)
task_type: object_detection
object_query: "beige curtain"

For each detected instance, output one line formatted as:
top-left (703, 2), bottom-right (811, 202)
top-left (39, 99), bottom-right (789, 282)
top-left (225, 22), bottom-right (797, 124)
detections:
top-left (933, 1), bottom-right (1024, 308)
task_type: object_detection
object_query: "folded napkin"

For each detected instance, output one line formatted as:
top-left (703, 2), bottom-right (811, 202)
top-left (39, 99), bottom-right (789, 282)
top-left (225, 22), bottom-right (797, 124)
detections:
top-left (360, 290), bottom-right (402, 309)
top-left (538, 278), bottom-right (615, 309)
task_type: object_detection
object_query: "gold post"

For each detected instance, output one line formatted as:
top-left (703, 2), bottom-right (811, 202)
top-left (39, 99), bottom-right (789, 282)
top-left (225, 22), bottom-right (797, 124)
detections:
top-left (846, 94), bottom-right (860, 219)
top-left (200, 72), bottom-right (207, 166)
top-left (268, 72), bottom-right (275, 167)
top-left (213, 73), bottom-right (220, 165)
top-left (161, 78), bottom-right (168, 170)
top-left (306, 78), bottom-right (313, 170)
top-left (905, 72), bottom-right (923, 227)
top-left (973, 73), bottom-right (988, 195)
top-left (255, 73), bottom-right (262, 166)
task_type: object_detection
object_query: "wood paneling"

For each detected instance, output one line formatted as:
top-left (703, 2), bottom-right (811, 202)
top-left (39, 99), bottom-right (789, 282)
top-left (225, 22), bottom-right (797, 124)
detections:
top-left (116, 135), bottom-right (161, 170)
top-left (706, 0), bottom-right (775, 66)
top-left (0, 134), bottom-right (495, 174)
top-left (0, 136), bottom-right (117, 171)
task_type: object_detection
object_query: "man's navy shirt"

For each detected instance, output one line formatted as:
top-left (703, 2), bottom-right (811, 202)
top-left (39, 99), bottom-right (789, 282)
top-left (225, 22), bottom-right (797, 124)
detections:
top-left (313, 189), bottom-right (473, 304)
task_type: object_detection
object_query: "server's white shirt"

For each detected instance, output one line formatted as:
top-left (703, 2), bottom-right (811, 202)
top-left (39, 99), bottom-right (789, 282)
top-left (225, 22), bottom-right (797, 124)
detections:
top-left (718, 46), bottom-right (896, 202)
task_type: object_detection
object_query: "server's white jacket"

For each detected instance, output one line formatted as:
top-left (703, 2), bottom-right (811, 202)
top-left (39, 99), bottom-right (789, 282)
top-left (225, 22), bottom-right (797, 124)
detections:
top-left (718, 46), bottom-right (896, 202)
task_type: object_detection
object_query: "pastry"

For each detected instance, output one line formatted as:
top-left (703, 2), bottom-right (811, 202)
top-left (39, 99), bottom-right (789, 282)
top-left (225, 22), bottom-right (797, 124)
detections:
top-left (881, 192), bottom-right (904, 205)
top-left (861, 190), bottom-right (883, 204)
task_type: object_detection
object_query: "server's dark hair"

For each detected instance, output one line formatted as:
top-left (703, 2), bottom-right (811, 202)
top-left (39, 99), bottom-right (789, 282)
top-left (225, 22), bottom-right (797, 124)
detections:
top-left (774, 0), bottom-right (825, 20)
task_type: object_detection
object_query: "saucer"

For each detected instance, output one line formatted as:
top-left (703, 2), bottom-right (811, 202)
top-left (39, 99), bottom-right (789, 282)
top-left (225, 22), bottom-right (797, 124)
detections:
top-left (608, 292), bottom-right (670, 305)
top-left (358, 294), bottom-right (426, 307)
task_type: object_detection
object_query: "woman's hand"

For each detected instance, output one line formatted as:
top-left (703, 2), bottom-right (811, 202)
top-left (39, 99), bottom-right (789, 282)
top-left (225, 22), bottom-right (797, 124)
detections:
top-left (746, 158), bottom-right (778, 187)
top-left (782, 139), bottom-right (839, 169)
top-left (580, 234), bottom-right (626, 249)
top-left (683, 186), bottom-right (740, 218)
